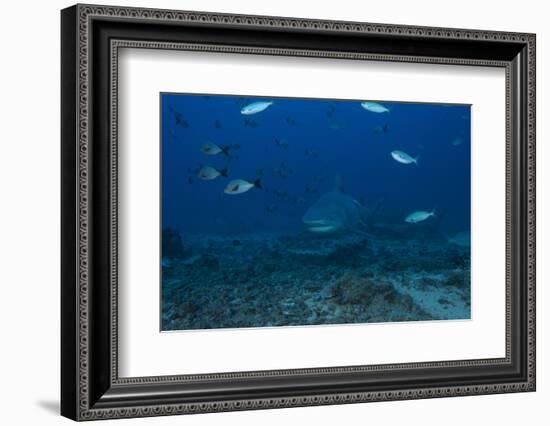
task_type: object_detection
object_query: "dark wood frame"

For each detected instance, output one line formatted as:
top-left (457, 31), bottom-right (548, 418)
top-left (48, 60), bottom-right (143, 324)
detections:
top-left (61, 3), bottom-right (536, 421)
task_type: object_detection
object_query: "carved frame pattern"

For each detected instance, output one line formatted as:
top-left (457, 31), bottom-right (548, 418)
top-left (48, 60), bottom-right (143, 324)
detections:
top-left (61, 3), bottom-right (536, 421)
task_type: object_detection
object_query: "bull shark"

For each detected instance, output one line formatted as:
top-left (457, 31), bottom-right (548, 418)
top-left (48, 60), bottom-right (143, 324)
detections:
top-left (302, 176), bottom-right (377, 235)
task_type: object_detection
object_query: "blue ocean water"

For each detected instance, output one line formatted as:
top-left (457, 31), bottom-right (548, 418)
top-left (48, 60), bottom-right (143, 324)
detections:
top-left (160, 93), bottom-right (471, 331)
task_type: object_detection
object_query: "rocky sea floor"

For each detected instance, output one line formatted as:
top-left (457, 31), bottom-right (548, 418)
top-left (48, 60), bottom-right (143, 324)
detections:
top-left (161, 232), bottom-right (471, 331)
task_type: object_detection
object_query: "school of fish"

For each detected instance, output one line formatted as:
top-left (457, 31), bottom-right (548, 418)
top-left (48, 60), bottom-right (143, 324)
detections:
top-left (170, 98), bottom-right (463, 228)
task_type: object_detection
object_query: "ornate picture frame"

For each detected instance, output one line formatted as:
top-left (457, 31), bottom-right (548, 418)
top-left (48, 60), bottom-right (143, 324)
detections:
top-left (61, 4), bottom-right (535, 421)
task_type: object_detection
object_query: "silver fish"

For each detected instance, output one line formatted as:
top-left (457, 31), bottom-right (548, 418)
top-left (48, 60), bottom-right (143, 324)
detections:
top-left (224, 178), bottom-right (262, 195)
top-left (391, 150), bottom-right (419, 165)
top-left (274, 138), bottom-right (289, 149)
top-left (361, 101), bottom-right (390, 113)
top-left (200, 142), bottom-right (231, 157)
top-left (448, 231), bottom-right (470, 247)
top-left (240, 101), bottom-right (273, 115)
top-left (198, 166), bottom-right (228, 180)
top-left (405, 210), bottom-right (436, 223)
top-left (374, 124), bottom-right (388, 134)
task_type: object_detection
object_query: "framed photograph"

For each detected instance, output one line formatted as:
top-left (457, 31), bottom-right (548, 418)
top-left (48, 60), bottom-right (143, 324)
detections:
top-left (61, 4), bottom-right (536, 421)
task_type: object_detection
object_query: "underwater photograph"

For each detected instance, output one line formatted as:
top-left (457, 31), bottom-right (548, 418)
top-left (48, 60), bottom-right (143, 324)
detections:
top-left (161, 93), bottom-right (471, 331)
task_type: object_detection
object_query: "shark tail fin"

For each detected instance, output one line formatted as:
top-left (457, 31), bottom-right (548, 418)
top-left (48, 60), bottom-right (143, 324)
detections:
top-left (335, 175), bottom-right (343, 192)
top-left (431, 208), bottom-right (437, 219)
top-left (221, 145), bottom-right (231, 157)
top-left (253, 178), bottom-right (262, 189)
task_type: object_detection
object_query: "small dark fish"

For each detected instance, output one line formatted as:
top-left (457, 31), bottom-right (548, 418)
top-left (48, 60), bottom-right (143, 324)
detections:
top-left (274, 139), bottom-right (289, 150)
top-left (168, 107), bottom-right (189, 128)
top-left (272, 161), bottom-right (293, 178)
top-left (232, 239), bottom-right (242, 246)
top-left (374, 124), bottom-right (389, 134)
top-left (274, 190), bottom-right (289, 200)
top-left (187, 176), bottom-right (194, 184)
top-left (272, 168), bottom-right (284, 178)
top-left (287, 195), bottom-right (301, 204)
top-left (243, 118), bottom-right (258, 128)
top-left (285, 116), bottom-right (297, 126)
top-left (214, 119), bottom-right (223, 129)
top-left (176, 116), bottom-right (188, 128)
top-left (327, 118), bottom-right (345, 130)
top-left (265, 205), bottom-right (278, 213)
top-left (174, 112), bottom-right (189, 128)
top-left (304, 149), bottom-right (319, 159)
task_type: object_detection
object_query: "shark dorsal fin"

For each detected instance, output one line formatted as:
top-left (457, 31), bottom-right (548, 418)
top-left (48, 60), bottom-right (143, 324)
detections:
top-left (334, 175), bottom-right (343, 192)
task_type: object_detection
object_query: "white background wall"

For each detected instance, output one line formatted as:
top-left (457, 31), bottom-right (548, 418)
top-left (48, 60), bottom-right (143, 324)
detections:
top-left (0, 0), bottom-right (546, 424)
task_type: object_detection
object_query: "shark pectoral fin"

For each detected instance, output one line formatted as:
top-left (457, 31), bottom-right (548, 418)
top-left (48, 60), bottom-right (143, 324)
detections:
top-left (349, 228), bottom-right (369, 237)
top-left (350, 197), bottom-right (365, 209)
top-left (358, 218), bottom-right (369, 228)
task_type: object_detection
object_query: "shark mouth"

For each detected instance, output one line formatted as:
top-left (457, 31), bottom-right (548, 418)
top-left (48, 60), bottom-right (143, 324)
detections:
top-left (303, 219), bottom-right (341, 234)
